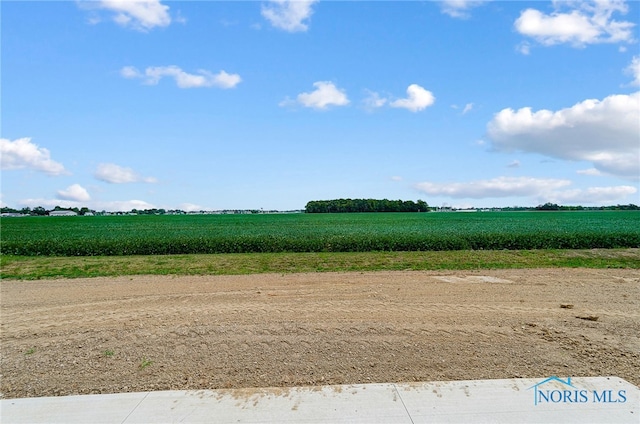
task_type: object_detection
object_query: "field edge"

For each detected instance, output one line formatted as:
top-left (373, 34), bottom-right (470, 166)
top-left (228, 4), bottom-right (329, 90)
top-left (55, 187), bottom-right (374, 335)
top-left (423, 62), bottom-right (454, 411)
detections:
top-left (2, 248), bottom-right (639, 280)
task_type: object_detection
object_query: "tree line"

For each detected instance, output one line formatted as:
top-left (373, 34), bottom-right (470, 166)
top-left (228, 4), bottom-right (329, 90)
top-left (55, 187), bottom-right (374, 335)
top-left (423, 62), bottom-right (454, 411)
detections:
top-left (305, 199), bottom-right (429, 213)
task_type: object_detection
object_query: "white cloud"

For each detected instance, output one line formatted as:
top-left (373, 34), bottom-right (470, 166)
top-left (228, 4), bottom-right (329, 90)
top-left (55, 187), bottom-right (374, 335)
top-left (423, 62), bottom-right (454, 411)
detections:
top-left (87, 0), bottom-right (171, 31)
top-left (104, 199), bottom-right (156, 212)
top-left (390, 84), bottom-right (435, 112)
top-left (362, 90), bottom-right (387, 111)
top-left (542, 185), bottom-right (637, 204)
top-left (416, 176), bottom-right (637, 205)
top-left (120, 65), bottom-right (141, 79)
top-left (179, 203), bottom-right (203, 212)
top-left (440, 0), bottom-right (488, 19)
top-left (516, 42), bottom-right (531, 55)
top-left (577, 168), bottom-right (603, 176)
top-left (0, 137), bottom-right (67, 176)
top-left (514, 1), bottom-right (635, 47)
top-left (95, 163), bottom-right (157, 184)
top-left (286, 81), bottom-right (350, 110)
top-left (625, 56), bottom-right (640, 86)
top-left (19, 198), bottom-right (83, 209)
top-left (487, 92), bottom-right (640, 179)
top-left (507, 160), bottom-right (521, 168)
top-left (57, 184), bottom-right (91, 202)
top-left (462, 103), bottom-right (474, 114)
top-left (415, 176), bottom-right (572, 198)
top-left (391, 176), bottom-right (403, 182)
top-left (121, 66), bottom-right (241, 89)
top-left (261, 0), bottom-right (318, 32)
top-left (98, 200), bottom-right (156, 211)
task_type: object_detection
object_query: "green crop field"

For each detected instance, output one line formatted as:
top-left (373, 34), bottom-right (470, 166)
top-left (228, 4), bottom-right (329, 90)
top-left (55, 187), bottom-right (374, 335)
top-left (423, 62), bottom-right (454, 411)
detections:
top-left (2, 211), bottom-right (639, 256)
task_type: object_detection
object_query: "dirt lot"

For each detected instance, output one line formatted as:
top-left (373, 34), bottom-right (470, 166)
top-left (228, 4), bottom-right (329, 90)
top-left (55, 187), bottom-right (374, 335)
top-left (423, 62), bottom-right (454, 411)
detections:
top-left (1, 268), bottom-right (639, 399)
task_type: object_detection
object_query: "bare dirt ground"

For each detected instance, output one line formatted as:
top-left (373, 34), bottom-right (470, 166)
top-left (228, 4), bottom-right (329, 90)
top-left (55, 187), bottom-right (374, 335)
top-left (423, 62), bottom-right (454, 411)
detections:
top-left (1, 268), bottom-right (639, 399)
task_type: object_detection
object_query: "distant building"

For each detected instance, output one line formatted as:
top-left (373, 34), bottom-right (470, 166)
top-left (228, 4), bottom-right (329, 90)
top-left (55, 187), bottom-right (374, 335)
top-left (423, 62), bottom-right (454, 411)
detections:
top-left (49, 210), bottom-right (77, 216)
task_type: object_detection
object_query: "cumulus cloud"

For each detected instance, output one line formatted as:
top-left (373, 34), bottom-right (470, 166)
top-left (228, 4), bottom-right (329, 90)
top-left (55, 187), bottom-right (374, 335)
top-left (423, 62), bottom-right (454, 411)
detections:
top-left (415, 176), bottom-right (572, 198)
top-left (625, 56), bottom-right (640, 86)
top-left (261, 0), bottom-right (318, 32)
top-left (100, 199), bottom-right (156, 211)
top-left (121, 66), bottom-right (241, 89)
top-left (83, 0), bottom-right (171, 31)
top-left (95, 163), bottom-right (157, 184)
top-left (542, 185), bottom-right (637, 204)
top-left (19, 198), bottom-right (82, 209)
top-left (415, 176), bottom-right (637, 205)
top-left (0, 137), bottom-right (67, 176)
top-left (487, 92), bottom-right (640, 179)
top-left (390, 84), bottom-right (435, 112)
top-left (57, 184), bottom-right (91, 202)
top-left (284, 81), bottom-right (349, 110)
top-left (514, 0), bottom-right (635, 47)
top-left (440, 0), bottom-right (488, 19)
top-left (179, 203), bottom-right (203, 212)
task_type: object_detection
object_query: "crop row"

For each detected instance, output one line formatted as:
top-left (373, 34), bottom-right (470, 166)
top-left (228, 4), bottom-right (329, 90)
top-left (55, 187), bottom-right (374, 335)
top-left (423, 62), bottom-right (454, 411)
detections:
top-left (2, 211), bottom-right (639, 256)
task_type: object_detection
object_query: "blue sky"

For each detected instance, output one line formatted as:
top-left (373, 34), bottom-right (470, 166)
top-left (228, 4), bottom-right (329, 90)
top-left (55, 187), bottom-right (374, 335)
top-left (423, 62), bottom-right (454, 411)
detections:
top-left (2, 0), bottom-right (639, 211)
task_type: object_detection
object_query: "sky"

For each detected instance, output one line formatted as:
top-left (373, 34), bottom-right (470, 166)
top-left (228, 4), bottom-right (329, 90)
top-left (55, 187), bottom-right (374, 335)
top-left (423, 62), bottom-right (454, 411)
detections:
top-left (1, 0), bottom-right (639, 212)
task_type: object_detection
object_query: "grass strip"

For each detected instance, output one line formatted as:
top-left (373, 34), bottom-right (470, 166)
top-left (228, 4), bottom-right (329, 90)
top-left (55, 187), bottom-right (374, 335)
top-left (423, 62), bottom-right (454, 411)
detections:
top-left (1, 248), bottom-right (639, 280)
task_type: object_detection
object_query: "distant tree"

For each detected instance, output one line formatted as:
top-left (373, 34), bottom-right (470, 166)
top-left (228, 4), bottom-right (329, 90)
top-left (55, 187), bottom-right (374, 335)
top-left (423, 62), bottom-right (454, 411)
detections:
top-left (305, 199), bottom-right (430, 213)
top-left (32, 206), bottom-right (47, 216)
top-left (536, 202), bottom-right (560, 211)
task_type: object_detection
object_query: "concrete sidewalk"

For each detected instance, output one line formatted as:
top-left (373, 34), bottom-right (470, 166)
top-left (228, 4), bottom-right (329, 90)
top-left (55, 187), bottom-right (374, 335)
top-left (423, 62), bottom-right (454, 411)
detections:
top-left (2, 377), bottom-right (638, 423)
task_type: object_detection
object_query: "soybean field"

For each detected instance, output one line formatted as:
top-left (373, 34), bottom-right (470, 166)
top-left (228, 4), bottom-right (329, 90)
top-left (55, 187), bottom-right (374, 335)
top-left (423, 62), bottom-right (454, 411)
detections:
top-left (1, 211), bottom-right (639, 256)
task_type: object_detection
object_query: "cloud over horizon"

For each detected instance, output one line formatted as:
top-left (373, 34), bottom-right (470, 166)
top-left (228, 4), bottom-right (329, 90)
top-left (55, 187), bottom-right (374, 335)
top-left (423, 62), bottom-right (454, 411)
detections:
top-left (544, 185), bottom-right (637, 204)
top-left (415, 176), bottom-right (572, 199)
top-left (414, 176), bottom-right (636, 205)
